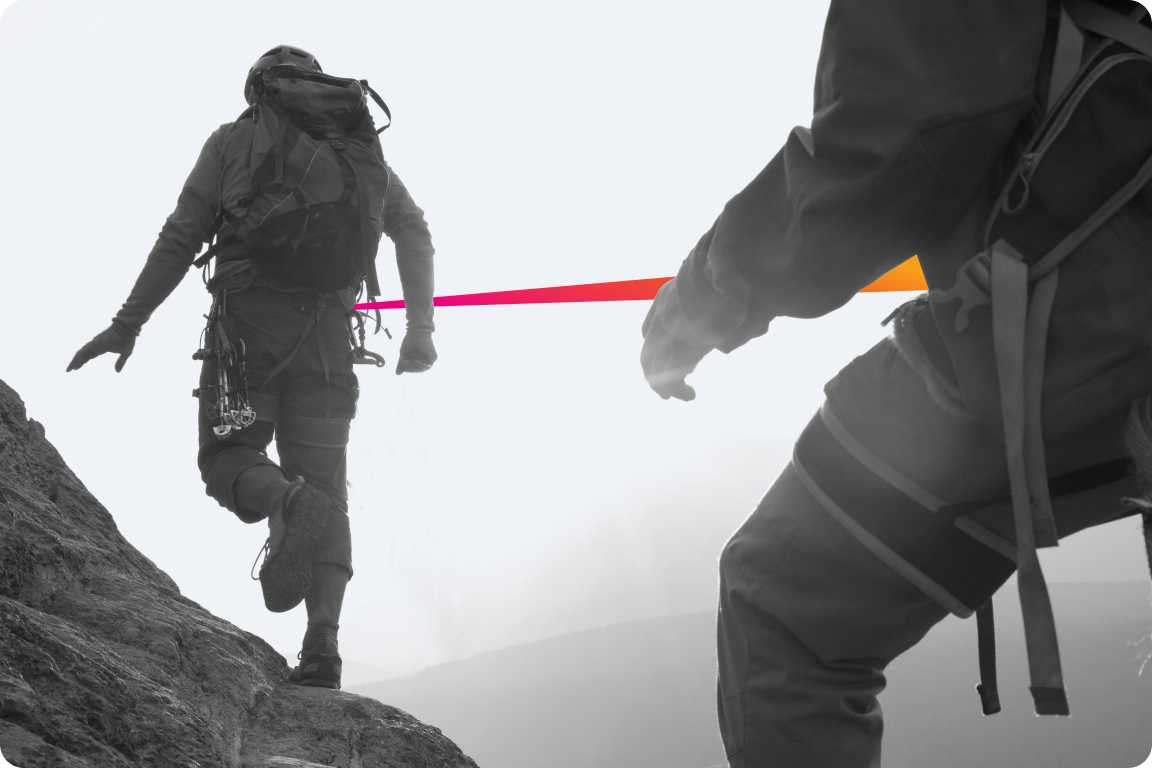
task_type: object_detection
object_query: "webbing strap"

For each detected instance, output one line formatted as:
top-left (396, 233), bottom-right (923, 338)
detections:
top-left (1065, 0), bottom-right (1152, 58)
top-left (1048, 5), bottom-right (1085, 110)
top-left (1024, 270), bottom-right (1061, 548)
top-left (314, 298), bottom-right (333, 422)
top-left (1144, 512), bottom-right (1152, 583)
top-left (791, 451), bottom-right (973, 618)
top-left (975, 600), bottom-right (1002, 715)
top-left (819, 405), bottom-right (945, 512)
top-left (1030, 147), bottom-right (1152, 282)
top-left (991, 250), bottom-right (1068, 715)
top-left (359, 80), bottom-right (392, 133)
top-left (259, 298), bottom-right (334, 421)
top-left (260, 306), bottom-right (318, 392)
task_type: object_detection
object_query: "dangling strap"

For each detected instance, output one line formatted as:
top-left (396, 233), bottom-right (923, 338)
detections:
top-left (313, 298), bottom-right (333, 421)
top-left (260, 304), bottom-right (319, 391)
top-left (1025, 270), bottom-right (1061, 548)
top-left (359, 80), bottom-right (392, 133)
top-left (1144, 512), bottom-right (1152, 584)
top-left (991, 248), bottom-right (1068, 716)
top-left (259, 297), bottom-right (334, 420)
top-left (975, 599), bottom-right (1002, 715)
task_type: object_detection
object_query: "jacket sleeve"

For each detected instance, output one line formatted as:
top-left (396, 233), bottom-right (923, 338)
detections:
top-left (675, 0), bottom-right (1050, 354)
top-left (382, 166), bottom-right (436, 335)
top-left (113, 128), bottom-right (227, 334)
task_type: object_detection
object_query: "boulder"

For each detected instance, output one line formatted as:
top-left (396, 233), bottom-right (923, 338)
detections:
top-left (0, 379), bottom-right (478, 768)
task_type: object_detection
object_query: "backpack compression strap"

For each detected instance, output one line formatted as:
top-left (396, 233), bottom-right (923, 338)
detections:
top-left (360, 81), bottom-right (392, 134)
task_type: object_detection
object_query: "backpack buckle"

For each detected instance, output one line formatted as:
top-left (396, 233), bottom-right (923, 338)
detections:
top-left (927, 240), bottom-right (1024, 333)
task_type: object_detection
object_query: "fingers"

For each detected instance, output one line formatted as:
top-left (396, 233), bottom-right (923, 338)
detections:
top-left (396, 334), bottom-right (436, 375)
top-left (662, 380), bottom-right (697, 402)
top-left (66, 343), bottom-right (97, 372)
top-left (395, 356), bottom-right (433, 376)
top-left (67, 329), bottom-right (135, 372)
top-left (644, 368), bottom-right (697, 401)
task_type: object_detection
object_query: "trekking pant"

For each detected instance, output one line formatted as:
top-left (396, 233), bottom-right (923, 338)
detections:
top-left (716, 337), bottom-right (1133, 767)
top-left (197, 283), bottom-right (358, 575)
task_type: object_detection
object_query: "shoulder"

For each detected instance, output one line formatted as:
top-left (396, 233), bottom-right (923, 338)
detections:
top-left (182, 122), bottom-right (238, 196)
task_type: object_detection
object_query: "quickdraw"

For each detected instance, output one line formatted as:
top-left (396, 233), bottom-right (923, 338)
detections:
top-left (192, 289), bottom-right (256, 439)
top-left (351, 305), bottom-right (389, 367)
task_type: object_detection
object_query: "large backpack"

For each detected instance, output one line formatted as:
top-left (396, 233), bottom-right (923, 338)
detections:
top-left (923, 0), bottom-right (1152, 717)
top-left (195, 64), bottom-right (393, 298)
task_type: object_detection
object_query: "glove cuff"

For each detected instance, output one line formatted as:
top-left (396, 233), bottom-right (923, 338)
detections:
top-left (110, 317), bottom-right (141, 338)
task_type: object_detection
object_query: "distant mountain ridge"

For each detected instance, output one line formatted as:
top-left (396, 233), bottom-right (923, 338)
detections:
top-left (353, 582), bottom-right (1152, 768)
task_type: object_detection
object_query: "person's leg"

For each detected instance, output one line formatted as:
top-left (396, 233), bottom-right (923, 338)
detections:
top-left (716, 333), bottom-right (1134, 767)
top-left (287, 562), bottom-right (351, 688)
top-left (305, 562), bottom-right (349, 626)
top-left (234, 464), bottom-right (293, 520)
top-left (717, 463), bottom-right (950, 768)
top-left (272, 294), bottom-right (358, 686)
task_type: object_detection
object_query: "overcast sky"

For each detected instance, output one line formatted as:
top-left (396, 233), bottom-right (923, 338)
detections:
top-left (1, 0), bottom-right (1148, 677)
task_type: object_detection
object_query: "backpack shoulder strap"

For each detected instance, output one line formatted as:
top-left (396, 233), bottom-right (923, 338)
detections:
top-left (193, 109), bottom-right (257, 270)
top-left (1064, 0), bottom-right (1152, 57)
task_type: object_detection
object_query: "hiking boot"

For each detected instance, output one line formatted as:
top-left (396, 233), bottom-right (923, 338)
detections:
top-left (257, 479), bottom-right (333, 613)
top-left (287, 634), bottom-right (342, 689)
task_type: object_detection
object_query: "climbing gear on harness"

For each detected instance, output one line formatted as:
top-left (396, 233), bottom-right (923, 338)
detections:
top-left (350, 304), bottom-right (389, 367)
top-left (257, 477), bottom-right (334, 613)
top-left (925, 0), bottom-right (1152, 716)
top-left (192, 289), bottom-right (256, 439)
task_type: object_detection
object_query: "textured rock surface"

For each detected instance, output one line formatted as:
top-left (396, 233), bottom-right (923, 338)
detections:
top-left (0, 379), bottom-right (478, 768)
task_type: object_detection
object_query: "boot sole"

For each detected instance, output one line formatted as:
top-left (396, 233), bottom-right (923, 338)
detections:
top-left (259, 486), bottom-right (332, 613)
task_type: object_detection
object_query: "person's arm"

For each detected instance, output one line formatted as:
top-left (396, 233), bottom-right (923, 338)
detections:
top-left (381, 165), bottom-right (437, 374)
top-left (68, 128), bottom-right (226, 372)
top-left (643, 0), bottom-right (1050, 398)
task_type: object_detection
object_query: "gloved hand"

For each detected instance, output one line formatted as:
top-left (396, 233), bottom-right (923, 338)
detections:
top-left (396, 333), bottom-right (437, 375)
top-left (640, 280), bottom-right (714, 401)
top-left (67, 323), bottom-right (137, 373)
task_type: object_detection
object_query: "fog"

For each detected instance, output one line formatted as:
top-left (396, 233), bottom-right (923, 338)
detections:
top-left (1, 0), bottom-right (1147, 688)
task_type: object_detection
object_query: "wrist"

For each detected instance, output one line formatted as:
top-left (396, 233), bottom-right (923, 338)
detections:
top-left (110, 317), bottom-right (141, 338)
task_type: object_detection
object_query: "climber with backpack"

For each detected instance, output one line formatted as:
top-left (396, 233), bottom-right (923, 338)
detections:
top-left (66, 46), bottom-right (438, 691)
top-left (642, 1), bottom-right (1152, 765)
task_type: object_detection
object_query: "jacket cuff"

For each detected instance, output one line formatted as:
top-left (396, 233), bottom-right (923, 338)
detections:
top-left (396, 248), bottom-right (435, 334)
top-left (675, 224), bottom-right (773, 354)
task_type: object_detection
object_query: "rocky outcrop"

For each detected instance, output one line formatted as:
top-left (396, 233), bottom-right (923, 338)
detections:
top-left (0, 378), bottom-right (478, 768)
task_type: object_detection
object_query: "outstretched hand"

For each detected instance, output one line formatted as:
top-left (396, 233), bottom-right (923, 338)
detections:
top-left (640, 280), bottom-right (713, 401)
top-left (396, 333), bottom-right (437, 375)
top-left (67, 324), bottom-right (137, 373)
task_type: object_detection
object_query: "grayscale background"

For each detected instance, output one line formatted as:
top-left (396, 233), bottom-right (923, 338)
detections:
top-left (0, 1), bottom-right (1148, 767)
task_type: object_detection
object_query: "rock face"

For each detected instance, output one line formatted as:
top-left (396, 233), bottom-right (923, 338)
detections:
top-left (0, 379), bottom-right (479, 768)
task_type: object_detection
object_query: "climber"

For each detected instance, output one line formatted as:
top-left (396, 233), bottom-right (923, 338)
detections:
top-left (642, 1), bottom-right (1152, 765)
top-left (66, 45), bottom-right (439, 691)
